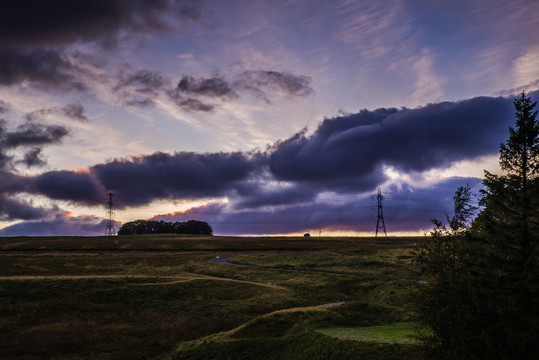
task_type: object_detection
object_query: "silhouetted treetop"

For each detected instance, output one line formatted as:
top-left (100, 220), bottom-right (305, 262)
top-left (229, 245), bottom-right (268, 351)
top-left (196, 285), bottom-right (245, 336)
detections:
top-left (117, 219), bottom-right (213, 235)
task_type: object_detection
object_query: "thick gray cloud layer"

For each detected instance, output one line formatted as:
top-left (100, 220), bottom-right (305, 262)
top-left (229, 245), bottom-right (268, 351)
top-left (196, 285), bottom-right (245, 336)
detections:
top-left (92, 151), bottom-right (261, 207)
top-left (269, 95), bottom-right (518, 188)
top-left (20, 92), bottom-right (535, 209)
top-left (35, 171), bottom-right (103, 203)
top-left (3, 91), bottom-right (537, 234)
top-left (32, 93), bottom-right (533, 204)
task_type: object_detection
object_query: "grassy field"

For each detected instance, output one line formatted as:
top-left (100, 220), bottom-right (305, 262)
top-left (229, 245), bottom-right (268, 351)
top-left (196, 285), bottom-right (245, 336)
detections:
top-left (0, 235), bottom-right (424, 359)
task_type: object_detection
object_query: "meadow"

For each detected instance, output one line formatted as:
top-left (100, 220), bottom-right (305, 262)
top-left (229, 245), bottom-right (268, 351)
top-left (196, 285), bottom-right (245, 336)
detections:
top-left (0, 235), bottom-right (424, 359)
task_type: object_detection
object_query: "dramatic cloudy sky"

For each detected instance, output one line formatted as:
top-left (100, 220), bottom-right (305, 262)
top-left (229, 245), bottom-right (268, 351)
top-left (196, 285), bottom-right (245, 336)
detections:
top-left (1, 0), bottom-right (538, 236)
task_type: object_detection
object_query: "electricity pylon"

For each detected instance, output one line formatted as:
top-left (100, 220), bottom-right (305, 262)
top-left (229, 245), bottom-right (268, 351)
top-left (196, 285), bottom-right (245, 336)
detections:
top-left (105, 192), bottom-right (116, 236)
top-left (375, 188), bottom-right (387, 237)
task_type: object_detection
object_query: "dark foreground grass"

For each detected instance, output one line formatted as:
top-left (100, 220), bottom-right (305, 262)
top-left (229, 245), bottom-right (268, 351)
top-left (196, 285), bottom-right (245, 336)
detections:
top-left (168, 303), bottom-right (421, 360)
top-left (0, 235), bottom-right (421, 359)
top-left (1, 277), bottom-right (295, 359)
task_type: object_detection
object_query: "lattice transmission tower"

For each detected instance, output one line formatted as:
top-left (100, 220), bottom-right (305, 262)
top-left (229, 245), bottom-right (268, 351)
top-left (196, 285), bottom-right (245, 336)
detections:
top-left (105, 192), bottom-right (116, 236)
top-left (375, 188), bottom-right (387, 237)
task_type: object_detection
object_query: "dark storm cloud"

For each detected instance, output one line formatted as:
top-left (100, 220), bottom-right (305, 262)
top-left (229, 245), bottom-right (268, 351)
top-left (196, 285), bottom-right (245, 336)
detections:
top-left (269, 94), bottom-right (523, 188)
top-left (0, 0), bottom-right (204, 48)
top-left (0, 213), bottom-right (118, 236)
top-left (0, 47), bottom-right (88, 91)
top-left (176, 75), bottom-right (238, 99)
top-left (92, 151), bottom-right (261, 207)
top-left (234, 70), bottom-right (314, 103)
top-left (34, 171), bottom-right (103, 203)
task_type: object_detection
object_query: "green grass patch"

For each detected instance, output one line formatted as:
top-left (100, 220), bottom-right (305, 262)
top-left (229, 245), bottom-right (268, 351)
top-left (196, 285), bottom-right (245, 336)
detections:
top-left (317, 322), bottom-right (418, 344)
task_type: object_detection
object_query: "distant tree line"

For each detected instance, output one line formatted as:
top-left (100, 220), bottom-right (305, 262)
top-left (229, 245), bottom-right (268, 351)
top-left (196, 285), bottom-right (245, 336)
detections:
top-left (413, 92), bottom-right (539, 359)
top-left (117, 219), bottom-right (213, 235)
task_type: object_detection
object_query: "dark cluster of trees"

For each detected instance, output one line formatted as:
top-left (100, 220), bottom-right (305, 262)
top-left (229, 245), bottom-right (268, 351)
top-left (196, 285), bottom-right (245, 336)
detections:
top-left (117, 219), bottom-right (213, 235)
top-left (413, 92), bottom-right (539, 359)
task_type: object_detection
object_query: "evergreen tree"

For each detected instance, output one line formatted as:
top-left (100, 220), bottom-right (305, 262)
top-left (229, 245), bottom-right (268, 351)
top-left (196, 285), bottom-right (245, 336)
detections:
top-left (473, 92), bottom-right (539, 359)
top-left (414, 92), bottom-right (539, 359)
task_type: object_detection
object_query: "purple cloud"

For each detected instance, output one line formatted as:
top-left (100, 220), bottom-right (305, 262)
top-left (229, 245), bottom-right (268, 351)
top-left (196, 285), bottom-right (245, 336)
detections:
top-left (234, 70), bottom-right (314, 103)
top-left (92, 151), bottom-right (262, 207)
top-left (167, 70), bottom-right (314, 111)
top-left (268, 94), bottom-right (525, 190)
top-left (34, 171), bottom-right (103, 204)
top-left (114, 68), bottom-right (168, 108)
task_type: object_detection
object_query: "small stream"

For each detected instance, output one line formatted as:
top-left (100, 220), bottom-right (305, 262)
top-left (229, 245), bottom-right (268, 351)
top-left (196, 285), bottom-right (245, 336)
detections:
top-left (212, 257), bottom-right (247, 267)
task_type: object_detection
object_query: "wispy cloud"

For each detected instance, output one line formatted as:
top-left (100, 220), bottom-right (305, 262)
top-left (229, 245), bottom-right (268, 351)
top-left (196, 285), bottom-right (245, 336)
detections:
top-left (512, 46), bottom-right (539, 89)
top-left (25, 104), bottom-right (89, 122)
top-left (410, 50), bottom-right (444, 106)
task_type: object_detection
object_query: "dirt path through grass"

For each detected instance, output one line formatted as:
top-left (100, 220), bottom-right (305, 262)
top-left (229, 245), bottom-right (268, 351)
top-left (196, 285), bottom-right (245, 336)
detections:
top-left (136, 275), bottom-right (289, 290)
top-left (0, 274), bottom-right (289, 290)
